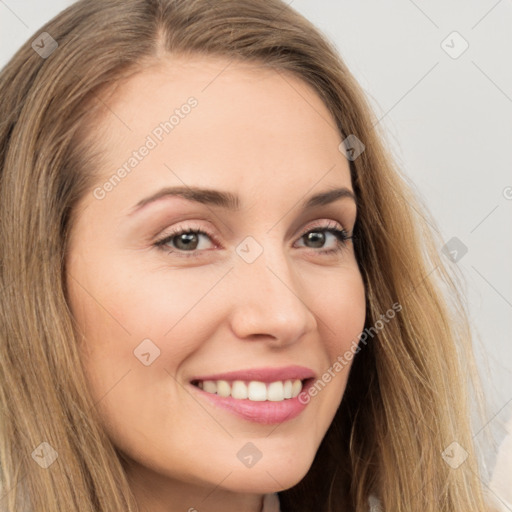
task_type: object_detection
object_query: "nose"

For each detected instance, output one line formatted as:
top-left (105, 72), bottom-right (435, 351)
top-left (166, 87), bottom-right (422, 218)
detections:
top-left (227, 243), bottom-right (318, 347)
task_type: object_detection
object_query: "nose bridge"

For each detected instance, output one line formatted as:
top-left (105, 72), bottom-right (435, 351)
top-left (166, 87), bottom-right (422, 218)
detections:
top-left (228, 235), bottom-right (317, 343)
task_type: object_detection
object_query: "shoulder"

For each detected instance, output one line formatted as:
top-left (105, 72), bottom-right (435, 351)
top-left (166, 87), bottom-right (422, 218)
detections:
top-left (262, 493), bottom-right (280, 512)
top-left (368, 494), bottom-right (382, 511)
top-left (489, 419), bottom-right (512, 511)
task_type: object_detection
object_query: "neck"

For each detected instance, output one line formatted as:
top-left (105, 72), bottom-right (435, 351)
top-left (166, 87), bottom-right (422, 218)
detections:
top-left (124, 459), bottom-right (266, 512)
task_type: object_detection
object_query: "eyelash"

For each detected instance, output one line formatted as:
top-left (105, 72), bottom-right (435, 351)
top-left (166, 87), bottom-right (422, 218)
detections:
top-left (153, 221), bottom-right (353, 260)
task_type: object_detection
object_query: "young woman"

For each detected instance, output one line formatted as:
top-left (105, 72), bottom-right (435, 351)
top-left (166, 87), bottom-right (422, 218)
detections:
top-left (0, 1), bottom-right (496, 510)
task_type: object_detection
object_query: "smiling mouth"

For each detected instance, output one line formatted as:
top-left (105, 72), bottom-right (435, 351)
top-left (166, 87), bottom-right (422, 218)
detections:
top-left (190, 378), bottom-right (310, 402)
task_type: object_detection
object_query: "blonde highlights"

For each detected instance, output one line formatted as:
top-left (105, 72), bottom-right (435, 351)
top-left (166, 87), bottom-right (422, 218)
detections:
top-left (0, 0), bottom-right (493, 510)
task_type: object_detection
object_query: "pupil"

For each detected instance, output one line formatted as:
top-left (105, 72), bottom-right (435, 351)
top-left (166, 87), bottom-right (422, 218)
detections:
top-left (176, 233), bottom-right (198, 250)
top-left (307, 231), bottom-right (324, 248)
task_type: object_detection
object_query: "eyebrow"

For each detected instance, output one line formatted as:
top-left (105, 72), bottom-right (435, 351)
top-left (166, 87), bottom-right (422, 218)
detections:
top-left (128, 185), bottom-right (356, 215)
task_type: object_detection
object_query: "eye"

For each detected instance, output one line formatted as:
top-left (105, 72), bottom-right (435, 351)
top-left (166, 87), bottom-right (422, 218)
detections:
top-left (153, 220), bottom-right (353, 259)
top-left (154, 225), bottom-right (215, 256)
top-left (294, 220), bottom-right (352, 255)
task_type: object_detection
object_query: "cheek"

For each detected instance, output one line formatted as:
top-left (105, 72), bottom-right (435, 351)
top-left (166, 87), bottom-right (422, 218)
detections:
top-left (295, 266), bottom-right (365, 418)
top-left (314, 267), bottom-right (366, 356)
top-left (65, 252), bottom-right (226, 394)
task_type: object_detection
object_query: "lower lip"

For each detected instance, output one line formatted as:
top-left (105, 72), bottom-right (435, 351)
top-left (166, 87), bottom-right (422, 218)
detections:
top-left (189, 379), bottom-right (313, 425)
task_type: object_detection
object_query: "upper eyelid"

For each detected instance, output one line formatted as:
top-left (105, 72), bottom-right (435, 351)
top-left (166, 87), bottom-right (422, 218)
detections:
top-left (146, 199), bottom-right (355, 236)
top-left (155, 218), bottom-right (349, 247)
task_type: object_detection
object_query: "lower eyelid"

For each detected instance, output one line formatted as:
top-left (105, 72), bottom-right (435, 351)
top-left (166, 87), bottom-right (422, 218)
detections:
top-left (155, 229), bottom-right (214, 250)
top-left (155, 228), bottom-right (349, 259)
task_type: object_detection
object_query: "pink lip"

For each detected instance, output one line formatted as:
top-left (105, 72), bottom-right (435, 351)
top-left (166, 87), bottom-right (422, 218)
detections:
top-left (188, 366), bottom-right (316, 425)
top-left (191, 383), bottom-right (314, 424)
top-left (189, 365), bottom-right (316, 383)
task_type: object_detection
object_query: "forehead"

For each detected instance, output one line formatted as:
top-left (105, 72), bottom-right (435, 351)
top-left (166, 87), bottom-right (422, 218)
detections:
top-left (79, 54), bottom-right (352, 217)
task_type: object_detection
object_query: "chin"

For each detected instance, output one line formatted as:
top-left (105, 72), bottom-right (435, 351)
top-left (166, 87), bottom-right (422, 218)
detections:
top-left (221, 452), bottom-right (315, 494)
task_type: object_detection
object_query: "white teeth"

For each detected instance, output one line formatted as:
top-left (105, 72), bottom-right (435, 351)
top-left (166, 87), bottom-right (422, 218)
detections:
top-left (248, 381), bottom-right (267, 401)
top-left (283, 380), bottom-right (293, 399)
top-left (267, 381), bottom-right (284, 401)
top-left (216, 380), bottom-right (231, 397)
top-left (231, 380), bottom-right (248, 399)
top-left (195, 378), bottom-right (304, 402)
top-left (291, 379), bottom-right (302, 398)
top-left (202, 380), bottom-right (217, 394)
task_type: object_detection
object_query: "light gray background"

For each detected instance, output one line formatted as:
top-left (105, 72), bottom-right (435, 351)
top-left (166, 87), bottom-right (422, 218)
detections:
top-left (1, 0), bottom-right (511, 475)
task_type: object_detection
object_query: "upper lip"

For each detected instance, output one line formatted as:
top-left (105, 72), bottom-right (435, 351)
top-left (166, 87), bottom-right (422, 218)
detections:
top-left (190, 365), bottom-right (316, 384)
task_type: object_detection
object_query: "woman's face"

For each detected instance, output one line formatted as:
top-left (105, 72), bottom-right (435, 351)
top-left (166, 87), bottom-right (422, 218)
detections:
top-left (66, 55), bottom-right (366, 506)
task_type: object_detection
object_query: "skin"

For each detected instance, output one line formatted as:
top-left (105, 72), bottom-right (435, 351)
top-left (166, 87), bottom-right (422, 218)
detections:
top-left (66, 55), bottom-right (366, 512)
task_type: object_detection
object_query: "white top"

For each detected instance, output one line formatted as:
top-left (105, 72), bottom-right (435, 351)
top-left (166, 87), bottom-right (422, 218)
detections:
top-left (489, 416), bottom-right (512, 511)
top-left (262, 492), bottom-right (382, 511)
top-left (261, 492), bottom-right (281, 512)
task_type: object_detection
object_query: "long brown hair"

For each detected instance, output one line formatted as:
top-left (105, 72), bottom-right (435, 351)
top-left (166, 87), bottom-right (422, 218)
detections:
top-left (0, 0), bottom-right (494, 510)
